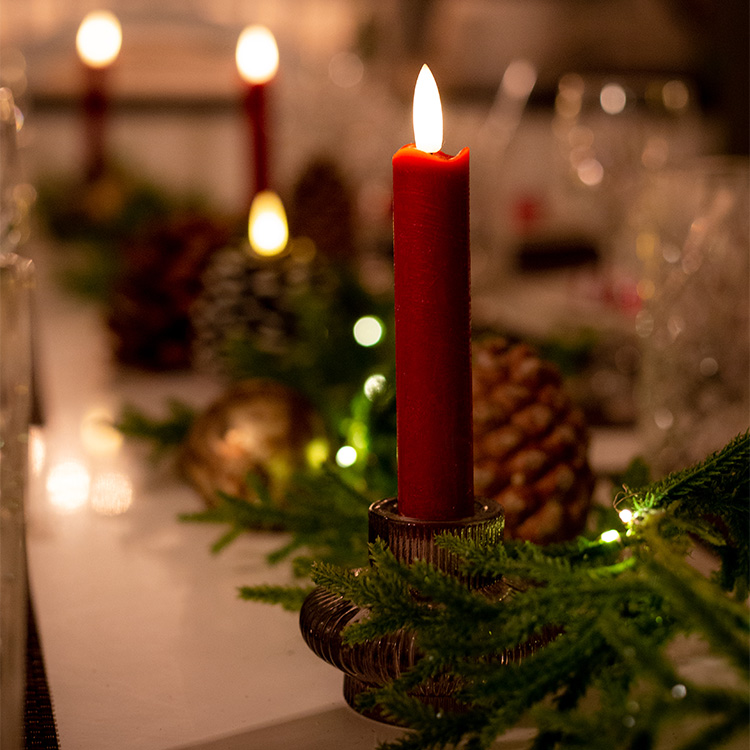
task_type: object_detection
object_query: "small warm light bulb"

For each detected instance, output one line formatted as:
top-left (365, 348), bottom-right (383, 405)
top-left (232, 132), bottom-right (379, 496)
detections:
top-left (618, 508), bottom-right (633, 524)
top-left (81, 406), bottom-right (123, 457)
top-left (600, 529), bottom-right (621, 544)
top-left (335, 445), bottom-right (357, 468)
top-left (236, 25), bottom-right (279, 84)
top-left (600, 83), bottom-right (627, 115)
top-left (363, 373), bottom-right (387, 400)
top-left (47, 460), bottom-right (90, 513)
top-left (76, 11), bottom-right (122, 68)
top-left (413, 64), bottom-right (442, 153)
top-left (305, 438), bottom-right (329, 468)
top-left (90, 472), bottom-right (133, 516)
top-left (248, 190), bottom-right (288, 256)
top-left (353, 316), bottom-right (384, 347)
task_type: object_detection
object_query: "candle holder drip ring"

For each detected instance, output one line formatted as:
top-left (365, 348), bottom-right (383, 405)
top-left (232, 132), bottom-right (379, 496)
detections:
top-left (299, 497), bottom-right (550, 724)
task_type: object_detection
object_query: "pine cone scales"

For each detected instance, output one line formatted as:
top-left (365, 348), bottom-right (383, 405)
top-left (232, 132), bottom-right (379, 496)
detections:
top-left (472, 338), bottom-right (593, 543)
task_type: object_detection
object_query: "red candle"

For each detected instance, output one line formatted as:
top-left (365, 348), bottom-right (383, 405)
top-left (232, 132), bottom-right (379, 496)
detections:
top-left (242, 83), bottom-right (270, 197)
top-left (236, 26), bottom-right (279, 206)
top-left (393, 65), bottom-right (474, 521)
top-left (76, 11), bottom-right (122, 182)
top-left (81, 65), bottom-right (109, 181)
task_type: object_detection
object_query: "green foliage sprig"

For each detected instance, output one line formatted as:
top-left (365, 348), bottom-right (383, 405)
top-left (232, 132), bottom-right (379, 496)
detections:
top-left (303, 431), bottom-right (749, 750)
top-left (116, 400), bottom-right (196, 460)
top-left (181, 468), bottom-right (373, 577)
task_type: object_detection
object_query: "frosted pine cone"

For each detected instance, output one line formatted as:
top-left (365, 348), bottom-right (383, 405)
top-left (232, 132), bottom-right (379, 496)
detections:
top-left (472, 337), bottom-right (594, 544)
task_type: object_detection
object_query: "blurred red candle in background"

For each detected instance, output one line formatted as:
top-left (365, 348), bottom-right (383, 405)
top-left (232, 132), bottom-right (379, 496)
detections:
top-left (392, 65), bottom-right (474, 521)
top-left (236, 25), bottom-right (279, 206)
top-left (76, 10), bottom-right (122, 181)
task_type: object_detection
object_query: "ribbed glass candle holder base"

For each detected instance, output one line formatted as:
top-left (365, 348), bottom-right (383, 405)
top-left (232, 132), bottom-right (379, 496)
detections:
top-left (299, 497), bottom-right (549, 724)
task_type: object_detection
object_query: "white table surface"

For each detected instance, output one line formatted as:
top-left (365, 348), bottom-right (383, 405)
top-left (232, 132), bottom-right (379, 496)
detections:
top-left (23, 241), bottom-right (646, 750)
top-left (23, 243), bottom-right (413, 750)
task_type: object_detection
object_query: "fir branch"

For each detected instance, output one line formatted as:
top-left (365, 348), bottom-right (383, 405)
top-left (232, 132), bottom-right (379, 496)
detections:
top-left (181, 467), bottom-right (372, 573)
top-left (238, 584), bottom-right (314, 612)
top-left (617, 430), bottom-right (750, 598)
top-left (116, 400), bottom-right (196, 458)
top-left (299, 434), bottom-right (750, 750)
top-left (635, 430), bottom-right (749, 514)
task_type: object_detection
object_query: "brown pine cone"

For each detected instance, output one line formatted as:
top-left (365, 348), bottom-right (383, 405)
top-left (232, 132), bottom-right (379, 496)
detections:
top-left (107, 211), bottom-right (233, 370)
top-left (472, 337), bottom-right (594, 544)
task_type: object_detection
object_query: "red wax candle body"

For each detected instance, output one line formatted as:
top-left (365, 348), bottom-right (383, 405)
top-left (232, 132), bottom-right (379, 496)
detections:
top-left (392, 144), bottom-right (474, 521)
top-left (82, 64), bottom-right (109, 181)
top-left (242, 83), bottom-right (270, 203)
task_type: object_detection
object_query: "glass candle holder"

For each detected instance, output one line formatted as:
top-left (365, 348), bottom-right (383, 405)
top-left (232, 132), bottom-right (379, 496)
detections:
top-left (299, 497), bottom-right (553, 724)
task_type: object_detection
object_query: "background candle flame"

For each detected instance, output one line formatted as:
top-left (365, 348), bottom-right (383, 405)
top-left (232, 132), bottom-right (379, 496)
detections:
top-left (76, 11), bottom-right (122, 68)
top-left (236, 25), bottom-right (279, 84)
top-left (413, 64), bottom-right (443, 153)
top-left (248, 190), bottom-right (288, 256)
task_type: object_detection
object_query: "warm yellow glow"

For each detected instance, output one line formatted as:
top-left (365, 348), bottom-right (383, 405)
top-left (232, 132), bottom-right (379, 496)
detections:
top-left (413, 64), bottom-right (442, 153)
top-left (305, 438), bottom-right (330, 468)
top-left (29, 426), bottom-right (46, 476)
top-left (353, 316), bottom-right (384, 347)
top-left (248, 190), bottom-right (288, 256)
top-left (363, 373), bottom-right (387, 400)
top-left (636, 278), bottom-right (655, 301)
top-left (236, 25), bottom-right (279, 84)
top-left (76, 11), bottom-right (122, 68)
top-left (600, 529), bottom-right (621, 544)
top-left (91, 472), bottom-right (133, 516)
top-left (81, 406), bottom-right (123, 457)
top-left (618, 508), bottom-right (633, 524)
top-left (47, 460), bottom-right (90, 513)
top-left (335, 445), bottom-right (357, 468)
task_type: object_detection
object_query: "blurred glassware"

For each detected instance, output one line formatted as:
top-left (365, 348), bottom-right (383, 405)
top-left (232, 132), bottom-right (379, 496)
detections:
top-left (632, 157), bottom-right (749, 477)
top-left (0, 251), bottom-right (34, 749)
top-left (0, 87), bottom-right (33, 252)
top-left (551, 74), bottom-right (705, 251)
top-left (1, 87), bottom-right (33, 750)
top-left (0, 87), bottom-right (21, 247)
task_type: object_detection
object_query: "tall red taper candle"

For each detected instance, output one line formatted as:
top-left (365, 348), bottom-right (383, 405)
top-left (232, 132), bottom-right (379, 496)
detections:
top-left (82, 65), bottom-right (108, 181)
top-left (392, 65), bottom-right (474, 521)
top-left (76, 11), bottom-right (122, 182)
top-left (236, 25), bottom-right (279, 208)
top-left (242, 83), bottom-right (270, 198)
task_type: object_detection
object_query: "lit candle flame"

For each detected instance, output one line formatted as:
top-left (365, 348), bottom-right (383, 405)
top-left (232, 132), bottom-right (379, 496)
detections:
top-left (413, 64), bottom-right (442, 153)
top-left (248, 190), bottom-right (288, 256)
top-left (76, 11), bottom-right (122, 68)
top-left (236, 25), bottom-right (279, 84)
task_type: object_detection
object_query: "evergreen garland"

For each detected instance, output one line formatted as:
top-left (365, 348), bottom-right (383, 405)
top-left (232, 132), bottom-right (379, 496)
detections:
top-left (181, 468), bottom-right (373, 576)
top-left (117, 400), bottom-right (196, 459)
top-left (298, 431), bottom-right (749, 749)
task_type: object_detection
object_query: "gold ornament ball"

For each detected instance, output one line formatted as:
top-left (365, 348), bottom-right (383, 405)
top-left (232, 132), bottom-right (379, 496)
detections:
top-left (180, 379), bottom-right (328, 508)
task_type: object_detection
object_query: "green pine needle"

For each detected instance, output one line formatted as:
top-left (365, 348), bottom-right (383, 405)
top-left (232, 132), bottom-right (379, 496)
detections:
top-left (116, 400), bottom-right (196, 459)
top-left (303, 431), bottom-right (749, 750)
top-left (181, 467), bottom-right (372, 574)
top-left (238, 584), bottom-right (314, 612)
